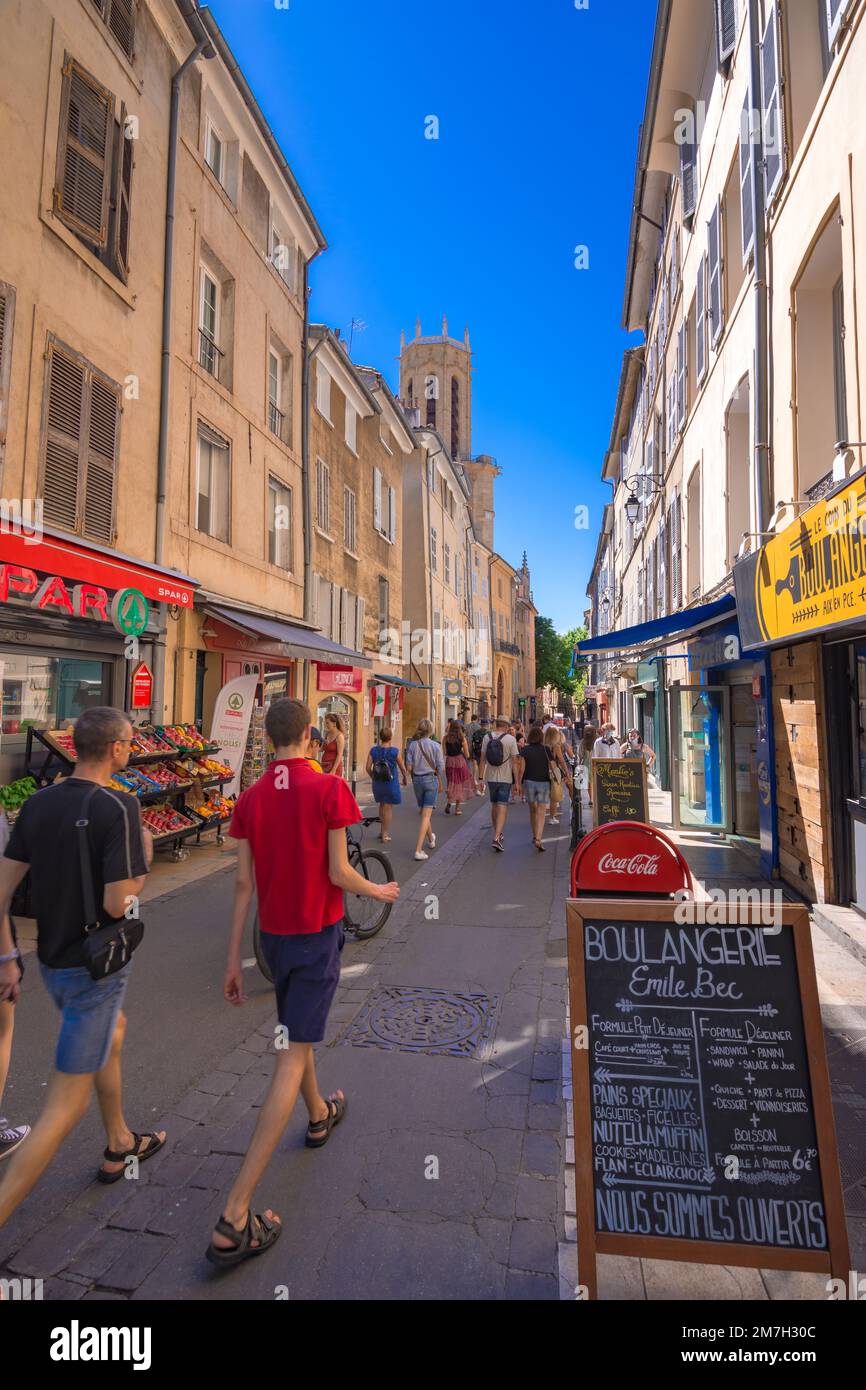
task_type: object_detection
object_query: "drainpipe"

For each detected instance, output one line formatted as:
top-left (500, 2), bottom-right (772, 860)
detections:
top-left (748, 0), bottom-right (771, 533)
top-left (154, 20), bottom-right (211, 719)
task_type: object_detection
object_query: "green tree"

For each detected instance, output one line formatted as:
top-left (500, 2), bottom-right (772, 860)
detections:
top-left (535, 617), bottom-right (587, 702)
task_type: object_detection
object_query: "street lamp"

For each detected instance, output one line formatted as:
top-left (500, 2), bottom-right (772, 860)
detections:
top-left (623, 472), bottom-right (664, 528)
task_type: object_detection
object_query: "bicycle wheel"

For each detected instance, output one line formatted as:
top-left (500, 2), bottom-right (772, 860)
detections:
top-left (344, 849), bottom-right (394, 940)
top-left (252, 911), bottom-right (273, 983)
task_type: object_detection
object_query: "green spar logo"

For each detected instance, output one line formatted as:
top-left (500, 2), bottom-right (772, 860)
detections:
top-left (110, 588), bottom-right (149, 638)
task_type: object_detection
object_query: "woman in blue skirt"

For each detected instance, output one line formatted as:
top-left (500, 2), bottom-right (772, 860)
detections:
top-left (365, 727), bottom-right (407, 842)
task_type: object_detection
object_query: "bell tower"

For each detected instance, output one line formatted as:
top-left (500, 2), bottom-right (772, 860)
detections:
top-left (399, 316), bottom-right (473, 462)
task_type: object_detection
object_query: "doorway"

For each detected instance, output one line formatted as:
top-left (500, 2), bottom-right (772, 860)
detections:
top-left (669, 683), bottom-right (731, 831)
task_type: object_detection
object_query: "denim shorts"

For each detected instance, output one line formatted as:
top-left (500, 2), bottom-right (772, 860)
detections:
top-left (411, 773), bottom-right (438, 809)
top-left (486, 780), bottom-right (513, 805)
top-left (523, 779), bottom-right (551, 805)
top-left (39, 962), bottom-right (130, 1075)
top-left (260, 921), bottom-right (345, 1044)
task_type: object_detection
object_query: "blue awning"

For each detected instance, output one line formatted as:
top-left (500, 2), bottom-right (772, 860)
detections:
top-left (371, 672), bottom-right (430, 689)
top-left (577, 594), bottom-right (737, 655)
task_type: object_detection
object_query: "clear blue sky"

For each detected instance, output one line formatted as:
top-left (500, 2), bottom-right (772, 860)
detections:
top-left (206, 0), bottom-right (655, 632)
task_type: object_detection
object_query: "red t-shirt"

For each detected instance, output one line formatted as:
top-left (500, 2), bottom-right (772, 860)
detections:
top-left (229, 759), bottom-right (360, 935)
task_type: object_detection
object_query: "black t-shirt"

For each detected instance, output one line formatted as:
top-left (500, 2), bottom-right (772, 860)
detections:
top-left (521, 744), bottom-right (551, 782)
top-left (5, 778), bottom-right (148, 969)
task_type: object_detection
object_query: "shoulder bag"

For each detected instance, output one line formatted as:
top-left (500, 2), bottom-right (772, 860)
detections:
top-left (78, 787), bottom-right (144, 980)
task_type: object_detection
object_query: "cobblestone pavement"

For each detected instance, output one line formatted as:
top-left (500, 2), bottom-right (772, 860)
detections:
top-left (1, 793), bottom-right (572, 1301)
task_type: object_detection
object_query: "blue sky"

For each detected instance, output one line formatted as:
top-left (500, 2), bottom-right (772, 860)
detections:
top-left (206, 0), bottom-right (655, 632)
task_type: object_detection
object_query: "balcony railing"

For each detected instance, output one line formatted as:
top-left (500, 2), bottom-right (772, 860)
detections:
top-left (198, 330), bottom-right (224, 380)
top-left (268, 399), bottom-right (285, 438)
top-left (494, 638), bottom-right (520, 656)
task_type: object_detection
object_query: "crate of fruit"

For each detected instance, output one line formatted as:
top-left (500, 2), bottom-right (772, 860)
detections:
top-left (43, 728), bottom-right (78, 761)
top-left (141, 804), bottom-right (199, 840)
top-left (130, 726), bottom-right (177, 758)
top-left (156, 724), bottom-right (220, 755)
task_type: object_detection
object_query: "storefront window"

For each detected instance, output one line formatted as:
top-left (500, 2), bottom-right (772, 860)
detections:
top-left (1, 653), bottom-right (111, 736)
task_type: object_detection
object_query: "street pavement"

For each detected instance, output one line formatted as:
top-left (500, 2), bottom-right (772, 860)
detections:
top-left (0, 786), bottom-right (572, 1300)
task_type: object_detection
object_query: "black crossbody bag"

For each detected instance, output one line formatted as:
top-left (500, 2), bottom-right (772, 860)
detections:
top-left (77, 787), bottom-right (144, 980)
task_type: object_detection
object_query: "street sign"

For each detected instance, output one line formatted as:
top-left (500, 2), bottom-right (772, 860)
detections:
top-left (591, 757), bottom-right (649, 826)
top-left (565, 897), bottom-right (849, 1299)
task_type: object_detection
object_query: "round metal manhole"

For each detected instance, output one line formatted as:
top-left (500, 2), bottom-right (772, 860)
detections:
top-left (344, 987), bottom-right (499, 1058)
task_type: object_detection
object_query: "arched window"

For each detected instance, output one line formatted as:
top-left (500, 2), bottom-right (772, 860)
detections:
top-left (426, 386), bottom-right (437, 428)
top-left (406, 378), bottom-right (414, 406)
top-left (451, 377), bottom-right (460, 457)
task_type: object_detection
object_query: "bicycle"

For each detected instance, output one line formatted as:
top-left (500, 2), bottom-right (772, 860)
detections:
top-left (252, 816), bottom-right (395, 982)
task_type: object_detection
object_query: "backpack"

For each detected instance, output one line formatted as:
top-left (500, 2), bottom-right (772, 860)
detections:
top-left (485, 735), bottom-right (506, 767)
top-left (371, 752), bottom-right (393, 783)
top-left (471, 729), bottom-right (485, 759)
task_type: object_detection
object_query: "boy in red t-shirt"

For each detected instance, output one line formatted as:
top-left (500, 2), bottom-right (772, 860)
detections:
top-left (207, 698), bottom-right (399, 1268)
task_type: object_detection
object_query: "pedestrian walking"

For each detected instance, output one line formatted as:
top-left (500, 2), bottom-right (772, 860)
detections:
top-left (480, 717), bottom-right (521, 852)
top-left (365, 727), bottom-right (406, 842)
top-left (544, 725), bottom-right (573, 825)
top-left (0, 808), bottom-right (28, 1163)
top-left (210, 697), bottom-right (399, 1268)
top-left (592, 723), bottom-right (621, 760)
top-left (405, 719), bottom-right (445, 860)
top-left (470, 719), bottom-right (489, 794)
top-left (320, 713), bottom-right (346, 777)
top-left (0, 707), bottom-right (159, 1232)
top-left (578, 726), bottom-right (596, 808)
top-left (520, 726), bottom-right (552, 851)
top-left (305, 727), bottom-right (325, 772)
top-left (442, 719), bottom-right (473, 815)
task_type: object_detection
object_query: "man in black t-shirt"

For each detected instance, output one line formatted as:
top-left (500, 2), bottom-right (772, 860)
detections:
top-left (0, 707), bottom-right (164, 1230)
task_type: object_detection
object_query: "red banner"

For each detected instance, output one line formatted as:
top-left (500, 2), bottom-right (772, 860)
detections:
top-left (317, 664), bottom-right (362, 693)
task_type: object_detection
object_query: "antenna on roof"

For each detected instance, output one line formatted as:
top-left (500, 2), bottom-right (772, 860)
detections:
top-left (347, 318), bottom-right (367, 354)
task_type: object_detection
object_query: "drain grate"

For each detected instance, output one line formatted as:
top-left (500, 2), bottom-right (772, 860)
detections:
top-left (343, 986), bottom-right (499, 1058)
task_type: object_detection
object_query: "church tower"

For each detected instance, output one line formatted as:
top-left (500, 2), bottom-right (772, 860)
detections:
top-left (398, 316), bottom-right (499, 550)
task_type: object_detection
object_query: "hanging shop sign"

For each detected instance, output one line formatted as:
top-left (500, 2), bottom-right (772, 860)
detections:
top-left (130, 662), bottom-right (154, 709)
top-left (735, 470), bottom-right (866, 650)
top-left (565, 897), bottom-right (849, 1299)
top-left (317, 664), bottom-right (362, 693)
top-left (208, 675), bottom-right (258, 798)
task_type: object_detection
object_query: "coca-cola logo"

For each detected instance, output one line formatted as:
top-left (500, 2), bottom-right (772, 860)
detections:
top-left (597, 852), bottom-right (660, 876)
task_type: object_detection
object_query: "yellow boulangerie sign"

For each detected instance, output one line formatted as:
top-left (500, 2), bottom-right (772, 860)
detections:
top-left (745, 473), bottom-right (866, 646)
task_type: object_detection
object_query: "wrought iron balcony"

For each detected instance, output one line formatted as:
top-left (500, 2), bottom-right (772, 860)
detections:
top-left (494, 638), bottom-right (520, 656)
top-left (198, 329), bottom-right (224, 380)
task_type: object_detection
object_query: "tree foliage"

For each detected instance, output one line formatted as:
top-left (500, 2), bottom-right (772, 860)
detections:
top-left (535, 617), bottom-right (587, 701)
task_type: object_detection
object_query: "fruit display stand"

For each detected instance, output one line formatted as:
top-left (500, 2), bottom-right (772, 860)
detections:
top-left (24, 723), bottom-right (235, 860)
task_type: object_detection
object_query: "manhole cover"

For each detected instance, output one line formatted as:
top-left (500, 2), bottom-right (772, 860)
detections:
top-left (343, 987), bottom-right (499, 1058)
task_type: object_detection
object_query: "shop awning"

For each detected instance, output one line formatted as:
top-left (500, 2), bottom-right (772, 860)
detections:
top-left (205, 606), bottom-right (372, 668)
top-left (371, 672), bottom-right (430, 689)
top-left (576, 594), bottom-right (736, 655)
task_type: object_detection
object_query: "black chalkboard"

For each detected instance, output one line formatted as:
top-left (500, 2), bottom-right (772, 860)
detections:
top-left (565, 900), bottom-right (850, 1297)
top-left (592, 757), bottom-right (648, 827)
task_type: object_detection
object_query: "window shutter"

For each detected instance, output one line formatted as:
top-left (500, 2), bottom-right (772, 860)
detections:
top-left (658, 511), bottom-right (667, 616)
top-left (671, 491), bottom-right (682, 608)
top-left (107, 0), bottom-right (135, 57)
top-left (637, 565), bottom-right (644, 622)
top-left (0, 284), bottom-right (14, 463)
top-left (44, 345), bottom-right (85, 532)
top-left (373, 466), bottom-right (382, 530)
top-left (715, 0), bottom-right (737, 69)
top-left (112, 105), bottom-right (133, 279)
top-left (56, 61), bottom-right (113, 248)
top-left (677, 322), bottom-right (687, 429)
top-left (708, 203), bottom-right (723, 346)
top-left (388, 484), bottom-right (396, 542)
top-left (696, 254), bottom-right (707, 382)
top-left (356, 595), bottom-right (366, 652)
top-left (761, 3), bottom-right (786, 205)
top-left (826, 0), bottom-right (849, 46)
top-left (667, 373), bottom-right (677, 452)
top-left (680, 117), bottom-right (697, 222)
top-left (739, 95), bottom-right (755, 266)
top-left (83, 374), bottom-right (118, 542)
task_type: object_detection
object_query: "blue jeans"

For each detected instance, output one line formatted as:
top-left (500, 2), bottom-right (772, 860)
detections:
top-left (411, 773), bottom-right (438, 809)
top-left (39, 962), bottom-right (131, 1074)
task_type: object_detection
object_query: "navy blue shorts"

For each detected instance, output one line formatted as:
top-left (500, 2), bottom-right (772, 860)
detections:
top-left (259, 921), bottom-right (345, 1044)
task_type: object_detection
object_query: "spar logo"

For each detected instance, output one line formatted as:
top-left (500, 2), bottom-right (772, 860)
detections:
top-left (597, 853), bottom-right (660, 877)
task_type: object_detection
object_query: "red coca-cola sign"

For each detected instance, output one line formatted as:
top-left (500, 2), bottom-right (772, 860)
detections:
top-left (571, 822), bottom-right (692, 898)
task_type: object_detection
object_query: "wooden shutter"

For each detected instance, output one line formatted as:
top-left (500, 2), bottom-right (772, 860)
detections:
top-left (340, 589), bottom-right (353, 648)
top-left (356, 596), bottom-right (366, 652)
top-left (680, 117), bottom-right (697, 222)
top-left (107, 0), bottom-right (135, 58)
top-left (696, 254), bottom-right (707, 382)
top-left (329, 583), bottom-right (340, 642)
top-left (739, 94), bottom-right (755, 266)
top-left (55, 60), bottom-right (113, 247)
top-left (677, 322), bottom-right (687, 429)
top-left (671, 491), bottom-right (682, 608)
top-left (708, 202), bottom-right (723, 346)
top-left (373, 466), bottom-right (382, 530)
top-left (43, 345), bottom-right (85, 531)
top-left (658, 510), bottom-right (667, 616)
top-left (715, 0), bottom-right (737, 69)
top-left (84, 374), bottom-right (119, 542)
top-left (761, 4), bottom-right (785, 205)
top-left (388, 484), bottom-right (396, 542)
top-left (113, 105), bottom-right (133, 278)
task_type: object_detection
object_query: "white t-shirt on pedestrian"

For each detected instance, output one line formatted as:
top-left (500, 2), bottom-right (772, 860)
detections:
top-left (592, 735), bottom-right (621, 760)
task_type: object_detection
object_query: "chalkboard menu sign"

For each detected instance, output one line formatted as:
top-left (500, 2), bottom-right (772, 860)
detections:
top-left (592, 758), bottom-right (648, 827)
top-left (565, 899), bottom-right (849, 1298)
